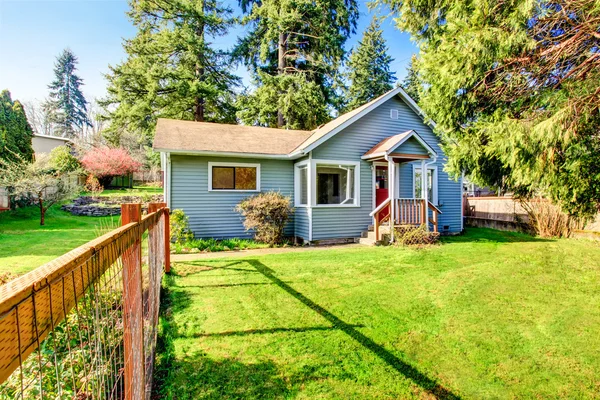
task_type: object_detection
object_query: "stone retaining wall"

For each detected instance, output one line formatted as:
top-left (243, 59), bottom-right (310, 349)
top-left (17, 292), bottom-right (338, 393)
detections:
top-left (61, 195), bottom-right (164, 217)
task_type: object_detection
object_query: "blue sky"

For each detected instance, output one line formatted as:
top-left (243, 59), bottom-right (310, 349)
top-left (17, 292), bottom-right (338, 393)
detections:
top-left (0, 0), bottom-right (418, 103)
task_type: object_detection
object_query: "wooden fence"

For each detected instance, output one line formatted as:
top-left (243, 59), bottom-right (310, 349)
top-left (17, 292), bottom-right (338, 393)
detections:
top-left (0, 203), bottom-right (170, 399)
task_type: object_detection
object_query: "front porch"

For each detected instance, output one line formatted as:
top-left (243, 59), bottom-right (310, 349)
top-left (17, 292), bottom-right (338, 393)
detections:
top-left (363, 130), bottom-right (442, 242)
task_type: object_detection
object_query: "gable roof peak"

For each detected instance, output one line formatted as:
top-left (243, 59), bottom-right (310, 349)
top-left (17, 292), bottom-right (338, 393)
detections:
top-left (291, 86), bottom-right (433, 155)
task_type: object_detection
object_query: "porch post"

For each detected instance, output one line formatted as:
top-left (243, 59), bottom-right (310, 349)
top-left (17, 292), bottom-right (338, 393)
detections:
top-left (420, 159), bottom-right (429, 231)
top-left (388, 157), bottom-right (395, 242)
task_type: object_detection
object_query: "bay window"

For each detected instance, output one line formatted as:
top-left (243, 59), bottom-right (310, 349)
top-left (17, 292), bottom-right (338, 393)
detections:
top-left (294, 159), bottom-right (360, 207)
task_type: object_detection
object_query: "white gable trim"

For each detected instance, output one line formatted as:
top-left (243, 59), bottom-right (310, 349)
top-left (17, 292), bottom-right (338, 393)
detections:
top-left (292, 86), bottom-right (435, 156)
top-left (361, 130), bottom-right (437, 160)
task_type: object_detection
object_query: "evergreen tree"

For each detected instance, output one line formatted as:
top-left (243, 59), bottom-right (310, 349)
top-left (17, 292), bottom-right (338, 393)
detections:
top-left (0, 90), bottom-right (34, 162)
top-left (102, 0), bottom-right (240, 145)
top-left (344, 17), bottom-right (395, 112)
top-left (379, 0), bottom-right (600, 218)
top-left (401, 55), bottom-right (421, 103)
top-left (235, 0), bottom-right (359, 129)
top-left (47, 49), bottom-right (91, 138)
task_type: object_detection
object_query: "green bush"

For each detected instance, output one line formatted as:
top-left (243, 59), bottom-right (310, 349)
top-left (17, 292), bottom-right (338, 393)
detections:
top-left (170, 209), bottom-right (194, 244)
top-left (235, 192), bottom-right (293, 245)
top-left (49, 145), bottom-right (80, 173)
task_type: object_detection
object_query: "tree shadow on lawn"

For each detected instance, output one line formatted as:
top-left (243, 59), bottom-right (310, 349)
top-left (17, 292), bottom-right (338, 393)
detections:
top-left (154, 275), bottom-right (308, 399)
top-left (243, 259), bottom-right (461, 400)
top-left (158, 260), bottom-right (460, 399)
top-left (443, 227), bottom-right (554, 244)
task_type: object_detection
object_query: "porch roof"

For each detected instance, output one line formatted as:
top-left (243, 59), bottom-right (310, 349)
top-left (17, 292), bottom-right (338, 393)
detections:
top-left (361, 130), bottom-right (436, 161)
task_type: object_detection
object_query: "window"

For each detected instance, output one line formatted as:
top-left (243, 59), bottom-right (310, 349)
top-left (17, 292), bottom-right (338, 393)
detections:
top-left (316, 164), bottom-right (356, 205)
top-left (294, 160), bottom-right (360, 207)
top-left (209, 163), bottom-right (259, 191)
top-left (413, 166), bottom-right (438, 204)
top-left (299, 167), bottom-right (308, 205)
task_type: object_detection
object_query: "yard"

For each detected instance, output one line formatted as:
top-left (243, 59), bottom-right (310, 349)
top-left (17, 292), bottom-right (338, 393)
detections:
top-left (0, 185), bottom-right (161, 275)
top-left (155, 229), bottom-right (600, 399)
top-left (0, 206), bottom-right (119, 275)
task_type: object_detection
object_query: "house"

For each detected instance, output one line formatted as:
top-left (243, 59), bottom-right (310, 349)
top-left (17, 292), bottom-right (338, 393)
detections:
top-left (153, 87), bottom-right (463, 243)
top-left (31, 133), bottom-right (72, 156)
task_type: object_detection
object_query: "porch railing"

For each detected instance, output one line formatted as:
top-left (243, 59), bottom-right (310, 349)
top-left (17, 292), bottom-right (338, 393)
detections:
top-left (371, 198), bottom-right (442, 241)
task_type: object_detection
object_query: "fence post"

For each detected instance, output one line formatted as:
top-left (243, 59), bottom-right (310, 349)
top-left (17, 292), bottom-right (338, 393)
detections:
top-left (164, 208), bottom-right (171, 273)
top-left (121, 203), bottom-right (144, 400)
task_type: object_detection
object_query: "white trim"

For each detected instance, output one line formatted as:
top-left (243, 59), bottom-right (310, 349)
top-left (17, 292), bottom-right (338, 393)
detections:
top-left (361, 130), bottom-right (437, 160)
top-left (308, 152), bottom-right (313, 241)
top-left (460, 173), bottom-right (465, 232)
top-left (294, 86), bottom-right (435, 156)
top-left (154, 148), bottom-right (300, 160)
top-left (311, 159), bottom-right (360, 207)
top-left (166, 152), bottom-right (172, 208)
top-left (412, 164), bottom-right (439, 205)
top-left (208, 161), bottom-right (261, 192)
top-left (294, 160), bottom-right (309, 207)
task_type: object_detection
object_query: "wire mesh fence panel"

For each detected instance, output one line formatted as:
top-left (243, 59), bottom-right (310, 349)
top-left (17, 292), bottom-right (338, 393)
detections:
top-left (0, 203), bottom-right (169, 400)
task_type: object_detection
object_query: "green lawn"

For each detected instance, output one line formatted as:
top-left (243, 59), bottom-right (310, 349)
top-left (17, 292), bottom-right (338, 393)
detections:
top-left (0, 206), bottom-right (119, 275)
top-left (87, 185), bottom-right (163, 198)
top-left (156, 229), bottom-right (600, 399)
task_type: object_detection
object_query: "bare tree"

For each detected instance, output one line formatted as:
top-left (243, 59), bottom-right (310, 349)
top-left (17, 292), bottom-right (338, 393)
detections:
top-left (22, 100), bottom-right (54, 136)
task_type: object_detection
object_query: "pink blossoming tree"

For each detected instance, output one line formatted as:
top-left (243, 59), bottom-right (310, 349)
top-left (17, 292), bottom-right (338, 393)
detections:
top-left (81, 147), bottom-right (142, 187)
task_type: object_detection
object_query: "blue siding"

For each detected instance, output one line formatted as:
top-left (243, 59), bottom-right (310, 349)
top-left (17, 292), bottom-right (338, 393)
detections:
top-left (310, 96), bottom-right (462, 239)
top-left (395, 136), bottom-right (428, 155)
top-left (171, 155), bottom-right (296, 239)
top-left (294, 207), bottom-right (310, 241)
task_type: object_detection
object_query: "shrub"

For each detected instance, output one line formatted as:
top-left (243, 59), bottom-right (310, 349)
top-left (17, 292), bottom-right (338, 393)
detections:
top-left (49, 145), bottom-right (80, 173)
top-left (394, 225), bottom-right (440, 246)
top-left (170, 209), bottom-right (194, 244)
top-left (81, 147), bottom-right (141, 187)
top-left (521, 198), bottom-right (584, 238)
top-left (84, 175), bottom-right (104, 197)
top-left (236, 192), bottom-right (293, 245)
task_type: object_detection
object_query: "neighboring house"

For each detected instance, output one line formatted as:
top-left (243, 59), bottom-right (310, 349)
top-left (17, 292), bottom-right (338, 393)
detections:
top-left (153, 87), bottom-right (463, 243)
top-left (31, 134), bottom-right (71, 156)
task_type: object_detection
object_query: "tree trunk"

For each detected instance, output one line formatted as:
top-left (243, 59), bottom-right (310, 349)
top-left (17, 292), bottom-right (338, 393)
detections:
top-left (39, 197), bottom-right (45, 226)
top-left (194, 7), bottom-right (206, 122)
top-left (277, 32), bottom-right (287, 128)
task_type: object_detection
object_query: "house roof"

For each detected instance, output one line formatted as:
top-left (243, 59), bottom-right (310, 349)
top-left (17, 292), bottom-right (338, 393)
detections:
top-left (32, 133), bottom-right (72, 142)
top-left (153, 119), bottom-right (312, 157)
top-left (362, 130), bottom-right (436, 160)
top-left (153, 87), bottom-right (433, 159)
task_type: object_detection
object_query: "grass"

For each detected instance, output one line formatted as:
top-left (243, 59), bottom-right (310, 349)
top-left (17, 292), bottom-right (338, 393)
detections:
top-left (155, 228), bottom-right (600, 399)
top-left (0, 205), bottom-right (119, 275)
top-left (82, 185), bottom-right (163, 198)
top-left (172, 238), bottom-right (286, 254)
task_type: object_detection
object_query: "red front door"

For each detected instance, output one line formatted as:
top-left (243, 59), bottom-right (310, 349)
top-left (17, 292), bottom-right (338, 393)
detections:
top-left (375, 165), bottom-right (390, 220)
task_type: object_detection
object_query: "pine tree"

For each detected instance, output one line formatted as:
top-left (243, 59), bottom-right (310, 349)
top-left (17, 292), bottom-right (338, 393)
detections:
top-left (47, 49), bottom-right (91, 138)
top-left (343, 17), bottom-right (396, 112)
top-left (401, 55), bottom-right (421, 103)
top-left (379, 0), bottom-right (600, 218)
top-left (0, 90), bottom-right (34, 162)
top-left (235, 0), bottom-right (359, 129)
top-left (102, 0), bottom-right (240, 145)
